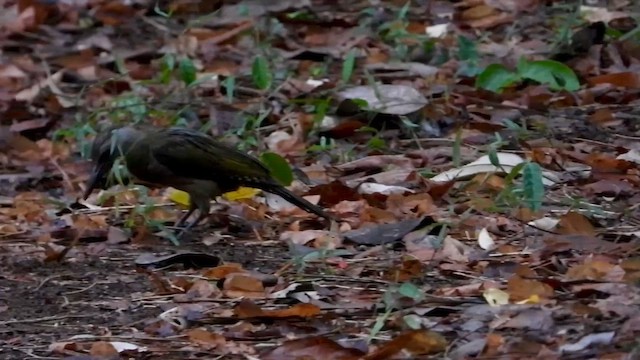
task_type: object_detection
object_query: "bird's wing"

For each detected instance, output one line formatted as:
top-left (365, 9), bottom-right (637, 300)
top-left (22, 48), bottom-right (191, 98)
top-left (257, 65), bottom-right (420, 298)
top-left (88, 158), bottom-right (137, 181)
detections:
top-left (149, 128), bottom-right (273, 183)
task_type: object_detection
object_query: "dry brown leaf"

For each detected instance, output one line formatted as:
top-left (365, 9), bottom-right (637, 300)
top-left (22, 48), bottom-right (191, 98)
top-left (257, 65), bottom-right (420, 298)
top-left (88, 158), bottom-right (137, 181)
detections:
top-left (186, 328), bottom-right (226, 349)
top-left (262, 336), bottom-right (364, 360)
top-left (202, 263), bottom-right (247, 279)
top-left (498, 308), bottom-right (554, 331)
top-left (555, 211), bottom-right (596, 236)
top-left (223, 273), bottom-right (265, 292)
top-left (384, 258), bottom-right (425, 282)
top-left (507, 275), bottom-right (554, 302)
top-left (265, 303), bottom-right (321, 318)
top-left (461, 5), bottom-right (497, 20)
top-left (566, 260), bottom-right (624, 282)
top-left (437, 236), bottom-right (472, 263)
top-left (482, 333), bottom-right (506, 357)
top-left (466, 12), bottom-right (515, 29)
top-left (587, 72), bottom-right (640, 88)
top-left (365, 330), bottom-right (447, 359)
top-left (89, 341), bottom-right (118, 356)
top-left (235, 299), bottom-right (320, 319)
top-left (586, 154), bottom-right (635, 173)
top-left (184, 279), bottom-right (222, 299)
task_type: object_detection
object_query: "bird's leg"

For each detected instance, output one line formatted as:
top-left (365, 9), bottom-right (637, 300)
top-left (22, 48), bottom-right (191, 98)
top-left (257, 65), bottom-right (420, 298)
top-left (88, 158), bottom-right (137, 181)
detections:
top-left (184, 211), bottom-right (210, 231)
top-left (175, 195), bottom-right (211, 236)
top-left (173, 202), bottom-right (200, 240)
top-left (175, 210), bottom-right (210, 239)
top-left (175, 203), bottom-right (197, 228)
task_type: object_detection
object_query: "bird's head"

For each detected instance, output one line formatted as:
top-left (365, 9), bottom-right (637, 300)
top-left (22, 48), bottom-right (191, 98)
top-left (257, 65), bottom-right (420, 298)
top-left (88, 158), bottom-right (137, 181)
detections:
top-left (82, 126), bottom-right (142, 200)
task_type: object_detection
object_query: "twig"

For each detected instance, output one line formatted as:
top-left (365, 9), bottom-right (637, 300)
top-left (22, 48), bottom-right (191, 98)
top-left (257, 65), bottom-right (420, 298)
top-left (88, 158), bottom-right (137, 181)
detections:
top-left (0, 314), bottom-right (96, 326)
top-left (205, 20), bottom-right (254, 45)
top-left (50, 157), bottom-right (74, 193)
top-left (62, 281), bottom-right (99, 295)
top-left (76, 202), bottom-right (176, 214)
top-left (32, 275), bottom-right (63, 292)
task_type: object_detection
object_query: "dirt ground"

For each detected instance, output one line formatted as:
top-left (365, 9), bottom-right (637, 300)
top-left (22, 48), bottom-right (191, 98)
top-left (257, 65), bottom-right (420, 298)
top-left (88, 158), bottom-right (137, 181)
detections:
top-left (0, 228), bottom-right (290, 359)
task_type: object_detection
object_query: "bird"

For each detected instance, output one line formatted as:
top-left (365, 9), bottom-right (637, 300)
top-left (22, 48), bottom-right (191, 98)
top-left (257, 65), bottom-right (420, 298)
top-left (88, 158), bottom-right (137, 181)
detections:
top-left (83, 126), bottom-right (335, 232)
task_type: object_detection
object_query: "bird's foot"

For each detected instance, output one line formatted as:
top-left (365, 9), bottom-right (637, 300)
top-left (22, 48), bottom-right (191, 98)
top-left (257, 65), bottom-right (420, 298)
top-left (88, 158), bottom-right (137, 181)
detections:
top-left (175, 209), bottom-right (196, 228)
top-left (173, 212), bottom-right (210, 238)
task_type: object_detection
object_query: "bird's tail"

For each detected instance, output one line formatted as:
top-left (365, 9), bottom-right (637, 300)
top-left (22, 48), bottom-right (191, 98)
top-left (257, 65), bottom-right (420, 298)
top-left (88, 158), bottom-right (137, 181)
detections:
top-left (262, 185), bottom-right (335, 220)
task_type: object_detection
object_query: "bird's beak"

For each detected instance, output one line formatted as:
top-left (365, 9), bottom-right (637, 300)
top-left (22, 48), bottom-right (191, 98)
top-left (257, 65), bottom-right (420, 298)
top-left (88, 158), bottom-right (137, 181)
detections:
top-left (82, 163), bottom-right (109, 200)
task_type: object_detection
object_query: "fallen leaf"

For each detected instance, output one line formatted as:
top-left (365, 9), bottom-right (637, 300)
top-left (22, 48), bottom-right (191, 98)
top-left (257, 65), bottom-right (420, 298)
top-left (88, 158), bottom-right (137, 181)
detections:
top-left (186, 328), bottom-right (226, 349)
top-left (261, 336), bottom-right (364, 360)
top-left (507, 275), bottom-right (554, 302)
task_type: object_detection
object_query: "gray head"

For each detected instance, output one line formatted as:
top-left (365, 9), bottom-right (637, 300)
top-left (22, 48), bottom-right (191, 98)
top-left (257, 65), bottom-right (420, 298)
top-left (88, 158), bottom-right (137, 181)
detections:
top-left (90, 126), bottom-right (142, 161)
top-left (109, 127), bottom-right (143, 156)
top-left (83, 126), bottom-right (142, 199)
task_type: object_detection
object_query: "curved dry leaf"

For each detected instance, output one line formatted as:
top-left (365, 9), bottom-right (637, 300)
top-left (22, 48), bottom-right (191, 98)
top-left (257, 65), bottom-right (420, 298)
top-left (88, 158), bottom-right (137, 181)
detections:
top-left (336, 84), bottom-right (428, 115)
top-left (528, 217), bottom-right (560, 231)
top-left (559, 332), bottom-right (615, 353)
top-left (483, 288), bottom-right (510, 306)
top-left (431, 153), bottom-right (560, 186)
top-left (365, 62), bottom-right (439, 77)
top-left (478, 228), bottom-right (496, 251)
top-left (358, 182), bottom-right (414, 195)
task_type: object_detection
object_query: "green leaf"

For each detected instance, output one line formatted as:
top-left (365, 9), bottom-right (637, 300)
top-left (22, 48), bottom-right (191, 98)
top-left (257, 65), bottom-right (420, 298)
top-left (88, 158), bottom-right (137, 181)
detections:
top-left (312, 98), bottom-right (329, 123)
top-left (605, 27), bottom-right (623, 39)
top-left (504, 162), bottom-right (526, 185)
top-left (184, 74), bottom-right (214, 88)
top-left (369, 311), bottom-right (390, 342)
top-left (458, 36), bottom-right (478, 62)
top-left (367, 136), bottom-right (386, 150)
top-left (516, 58), bottom-right (579, 91)
top-left (237, 4), bottom-right (250, 16)
top-left (502, 118), bottom-right (522, 131)
top-left (403, 314), bottom-right (422, 330)
top-left (399, 115), bottom-right (420, 128)
top-left (341, 49), bottom-right (357, 84)
top-left (286, 10), bottom-right (314, 20)
top-left (113, 95), bottom-right (147, 123)
top-left (178, 58), bottom-right (197, 86)
top-left (162, 53), bottom-right (175, 71)
top-left (350, 98), bottom-right (369, 109)
top-left (453, 128), bottom-right (462, 167)
top-left (457, 36), bottom-right (481, 77)
top-left (522, 162), bottom-right (544, 212)
top-left (115, 56), bottom-right (127, 75)
top-left (488, 147), bottom-right (501, 169)
top-left (153, 2), bottom-right (172, 18)
top-left (260, 152), bottom-right (293, 186)
top-left (252, 55), bottom-right (272, 90)
top-left (398, 1), bottom-right (410, 19)
top-left (476, 64), bottom-right (520, 93)
top-left (398, 282), bottom-right (423, 301)
top-left (160, 53), bottom-right (175, 84)
top-left (110, 157), bottom-right (131, 185)
top-left (223, 76), bottom-right (235, 103)
top-left (458, 61), bottom-right (482, 77)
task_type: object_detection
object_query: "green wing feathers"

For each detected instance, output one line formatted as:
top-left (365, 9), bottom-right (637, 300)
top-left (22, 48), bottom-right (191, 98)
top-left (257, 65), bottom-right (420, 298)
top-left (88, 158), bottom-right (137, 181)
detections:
top-left (151, 128), bottom-right (273, 183)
